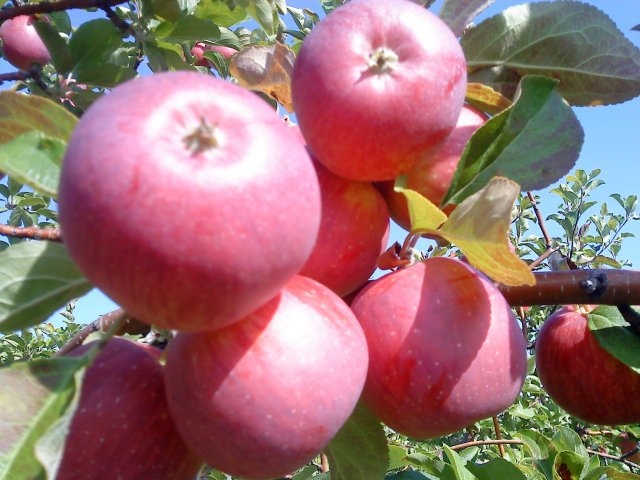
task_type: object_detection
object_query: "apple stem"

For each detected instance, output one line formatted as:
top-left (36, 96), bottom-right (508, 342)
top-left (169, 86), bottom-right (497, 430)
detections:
top-left (183, 118), bottom-right (219, 155)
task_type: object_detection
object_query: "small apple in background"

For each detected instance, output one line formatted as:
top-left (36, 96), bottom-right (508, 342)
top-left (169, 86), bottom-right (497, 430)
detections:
top-left (292, 0), bottom-right (466, 181)
top-left (351, 257), bottom-right (527, 438)
top-left (57, 338), bottom-right (203, 480)
top-left (300, 159), bottom-right (390, 297)
top-left (191, 42), bottom-right (236, 67)
top-left (58, 71), bottom-right (321, 332)
top-left (535, 305), bottom-right (640, 425)
top-left (164, 275), bottom-right (369, 480)
top-left (0, 15), bottom-right (51, 71)
top-left (615, 432), bottom-right (640, 463)
top-left (378, 105), bottom-right (487, 230)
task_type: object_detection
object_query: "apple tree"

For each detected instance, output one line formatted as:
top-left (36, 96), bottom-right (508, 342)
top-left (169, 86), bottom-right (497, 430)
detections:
top-left (0, 0), bottom-right (639, 479)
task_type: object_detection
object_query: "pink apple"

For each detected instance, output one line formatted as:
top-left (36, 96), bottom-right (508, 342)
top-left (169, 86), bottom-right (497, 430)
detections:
top-left (191, 42), bottom-right (237, 67)
top-left (0, 15), bottom-right (51, 71)
top-left (58, 72), bottom-right (321, 332)
top-left (299, 159), bottom-right (390, 296)
top-left (535, 305), bottom-right (640, 425)
top-left (378, 105), bottom-right (488, 230)
top-left (57, 338), bottom-right (203, 479)
top-left (164, 275), bottom-right (369, 479)
top-left (291, 0), bottom-right (467, 181)
top-left (351, 257), bottom-right (527, 438)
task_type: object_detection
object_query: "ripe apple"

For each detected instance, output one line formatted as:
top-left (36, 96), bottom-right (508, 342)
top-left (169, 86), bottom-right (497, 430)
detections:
top-left (378, 105), bottom-right (488, 230)
top-left (191, 42), bottom-right (237, 66)
top-left (351, 257), bottom-right (527, 438)
top-left (58, 71), bottom-right (321, 332)
top-left (0, 15), bottom-right (51, 71)
top-left (299, 158), bottom-right (390, 296)
top-left (164, 275), bottom-right (369, 479)
top-left (57, 338), bottom-right (203, 480)
top-left (291, 0), bottom-right (467, 182)
top-left (535, 305), bottom-right (640, 425)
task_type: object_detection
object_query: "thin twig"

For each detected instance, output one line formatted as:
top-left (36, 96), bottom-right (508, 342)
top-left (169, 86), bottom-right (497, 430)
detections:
top-left (516, 306), bottom-right (528, 340)
top-left (449, 439), bottom-right (524, 451)
top-left (0, 0), bottom-right (126, 21)
top-left (0, 224), bottom-right (62, 241)
top-left (0, 71), bottom-right (31, 84)
top-left (492, 416), bottom-right (505, 457)
top-left (527, 192), bottom-right (552, 248)
top-left (528, 247), bottom-right (558, 270)
top-left (320, 453), bottom-right (329, 473)
top-left (587, 449), bottom-right (640, 471)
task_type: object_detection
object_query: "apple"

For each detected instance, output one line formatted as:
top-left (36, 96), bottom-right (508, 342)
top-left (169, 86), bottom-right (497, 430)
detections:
top-left (351, 257), bottom-right (527, 438)
top-left (299, 158), bottom-right (390, 297)
top-left (291, 0), bottom-right (467, 182)
top-left (57, 338), bottom-right (203, 480)
top-left (535, 305), bottom-right (640, 425)
top-left (164, 275), bottom-right (369, 479)
top-left (0, 15), bottom-right (51, 71)
top-left (58, 71), bottom-right (321, 332)
top-left (191, 42), bottom-right (237, 67)
top-left (378, 105), bottom-right (488, 230)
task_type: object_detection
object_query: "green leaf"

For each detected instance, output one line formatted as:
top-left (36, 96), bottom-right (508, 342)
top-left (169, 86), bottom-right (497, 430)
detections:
top-left (439, 0), bottom-right (495, 37)
top-left (550, 427), bottom-right (588, 457)
top-left (388, 445), bottom-right (409, 471)
top-left (324, 402), bottom-right (388, 480)
top-left (0, 355), bottom-right (88, 480)
top-left (552, 451), bottom-right (586, 480)
top-left (386, 471), bottom-right (431, 480)
top-left (583, 467), bottom-right (640, 480)
top-left (245, 0), bottom-right (279, 36)
top-left (196, 0), bottom-right (248, 26)
top-left (588, 305), bottom-right (640, 374)
top-left (0, 132), bottom-right (66, 197)
top-left (0, 242), bottom-right (93, 334)
top-left (465, 457), bottom-right (527, 480)
top-left (461, 2), bottom-right (640, 106)
top-left (442, 446), bottom-right (477, 480)
top-left (514, 430), bottom-right (555, 479)
top-left (291, 465), bottom-right (318, 480)
top-left (74, 63), bottom-right (138, 88)
top-left (69, 19), bottom-right (124, 68)
top-left (443, 76), bottom-right (584, 206)
top-left (155, 16), bottom-right (223, 42)
top-left (33, 21), bottom-right (73, 74)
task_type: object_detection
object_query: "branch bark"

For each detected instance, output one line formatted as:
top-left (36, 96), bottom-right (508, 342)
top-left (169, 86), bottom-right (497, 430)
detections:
top-left (0, 224), bottom-right (62, 241)
top-left (499, 270), bottom-right (640, 306)
top-left (0, 0), bottom-right (126, 21)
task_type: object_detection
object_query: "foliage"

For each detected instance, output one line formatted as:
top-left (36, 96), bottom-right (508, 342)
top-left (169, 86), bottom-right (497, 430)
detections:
top-left (0, 0), bottom-right (639, 479)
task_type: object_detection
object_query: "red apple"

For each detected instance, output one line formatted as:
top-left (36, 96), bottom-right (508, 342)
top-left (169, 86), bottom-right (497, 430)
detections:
top-left (0, 15), bottom-right (51, 71)
top-left (378, 105), bottom-right (488, 230)
top-left (299, 159), bottom-right (390, 296)
top-left (57, 338), bottom-right (203, 480)
top-left (191, 42), bottom-right (237, 67)
top-left (535, 305), bottom-right (640, 425)
top-left (58, 71), bottom-right (321, 332)
top-left (164, 275), bottom-right (369, 479)
top-left (351, 257), bottom-right (527, 438)
top-left (291, 0), bottom-right (467, 181)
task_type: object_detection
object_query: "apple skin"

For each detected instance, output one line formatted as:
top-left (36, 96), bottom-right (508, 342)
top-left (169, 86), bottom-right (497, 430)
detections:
top-left (58, 71), bottom-right (321, 332)
top-left (57, 338), bottom-right (203, 480)
top-left (378, 105), bottom-right (488, 230)
top-left (535, 305), bottom-right (640, 425)
top-left (191, 42), bottom-right (236, 66)
top-left (0, 15), bottom-right (51, 71)
top-left (351, 257), bottom-right (527, 438)
top-left (164, 275), bottom-right (369, 480)
top-left (300, 159), bottom-right (390, 296)
top-left (291, 0), bottom-right (466, 182)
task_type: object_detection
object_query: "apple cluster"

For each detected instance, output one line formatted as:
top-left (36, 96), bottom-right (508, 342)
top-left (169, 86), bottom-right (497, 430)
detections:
top-left (55, 0), bottom-right (533, 478)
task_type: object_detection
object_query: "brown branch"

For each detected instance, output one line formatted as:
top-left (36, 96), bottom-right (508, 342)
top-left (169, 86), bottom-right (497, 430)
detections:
top-left (492, 416), bottom-right (505, 457)
top-left (498, 269), bottom-right (640, 306)
top-left (449, 439), bottom-right (524, 451)
top-left (0, 0), bottom-right (126, 21)
top-left (0, 71), bottom-right (31, 84)
top-left (587, 449), bottom-right (640, 471)
top-left (527, 192), bottom-right (552, 248)
top-left (528, 247), bottom-right (558, 271)
top-left (55, 308), bottom-right (149, 357)
top-left (0, 224), bottom-right (62, 241)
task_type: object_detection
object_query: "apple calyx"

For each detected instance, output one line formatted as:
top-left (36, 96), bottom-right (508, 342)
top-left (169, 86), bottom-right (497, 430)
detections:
top-left (367, 47), bottom-right (398, 74)
top-left (183, 117), bottom-right (219, 155)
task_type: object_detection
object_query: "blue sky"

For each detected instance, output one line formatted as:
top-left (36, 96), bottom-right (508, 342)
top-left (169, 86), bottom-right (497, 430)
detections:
top-left (0, 0), bottom-right (638, 326)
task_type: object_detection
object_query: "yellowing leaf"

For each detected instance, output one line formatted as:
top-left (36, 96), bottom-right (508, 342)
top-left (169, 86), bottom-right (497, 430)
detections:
top-left (465, 82), bottom-right (512, 115)
top-left (394, 177), bottom-right (447, 231)
top-left (229, 42), bottom-right (295, 112)
top-left (439, 177), bottom-right (535, 286)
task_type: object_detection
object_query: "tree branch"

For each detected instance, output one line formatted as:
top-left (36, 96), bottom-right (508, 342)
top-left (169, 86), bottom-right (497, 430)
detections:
top-left (0, 224), bottom-right (62, 241)
top-left (499, 270), bottom-right (640, 306)
top-left (55, 308), bottom-right (149, 357)
top-left (449, 439), bottom-right (524, 451)
top-left (0, 0), bottom-right (126, 21)
top-left (0, 71), bottom-right (31, 85)
top-left (527, 192), bottom-right (552, 248)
